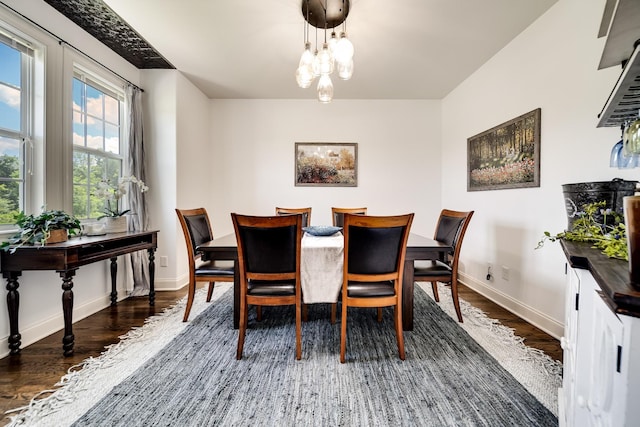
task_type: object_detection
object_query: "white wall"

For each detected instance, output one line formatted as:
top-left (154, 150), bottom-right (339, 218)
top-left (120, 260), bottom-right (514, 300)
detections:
top-left (207, 100), bottom-right (442, 238)
top-left (174, 72), bottom-right (214, 285)
top-left (141, 69), bottom-right (214, 290)
top-left (441, 0), bottom-right (636, 338)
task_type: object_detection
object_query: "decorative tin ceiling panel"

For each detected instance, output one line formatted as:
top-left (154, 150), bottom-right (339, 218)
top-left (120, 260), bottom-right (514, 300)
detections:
top-left (44, 0), bottom-right (174, 69)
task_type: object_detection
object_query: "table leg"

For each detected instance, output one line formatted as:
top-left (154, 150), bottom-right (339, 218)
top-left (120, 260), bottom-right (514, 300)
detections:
top-left (110, 256), bottom-right (118, 305)
top-left (402, 259), bottom-right (415, 331)
top-left (5, 272), bottom-right (22, 355)
top-left (233, 260), bottom-right (240, 329)
top-left (148, 248), bottom-right (156, 306)
top-left (60, 270), bottom-right (77, 356)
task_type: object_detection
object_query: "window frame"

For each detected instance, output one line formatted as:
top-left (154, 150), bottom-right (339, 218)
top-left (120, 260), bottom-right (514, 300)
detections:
top-left (71, 65), bottom-right (126, 220)
top-left (0, 24), bottom-right (41, 230)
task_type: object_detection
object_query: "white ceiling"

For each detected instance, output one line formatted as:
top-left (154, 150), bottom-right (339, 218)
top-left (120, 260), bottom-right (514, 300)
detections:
top-left (103, 0), bottom-right (558, 100)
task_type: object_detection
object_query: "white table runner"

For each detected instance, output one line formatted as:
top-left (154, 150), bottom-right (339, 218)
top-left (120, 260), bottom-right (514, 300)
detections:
top-left (301, 232), bottom-right (344, 303)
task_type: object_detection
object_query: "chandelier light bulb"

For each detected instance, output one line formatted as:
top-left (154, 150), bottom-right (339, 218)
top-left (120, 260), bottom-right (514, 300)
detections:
top-left (317, 74), bottom-right (333, 103)
top-left (328, 31), bottom-right (338, 55)
top-left (296, 42), bottom-right (315, 88)
top-left (337, 58), bottom-right (354, 80)
top-left (318, 43), bottom-right (334, 75)
top-left (334, 32), bottom-right (354, 64)
top-left (299, 42), bottom-right (314, 67)
top-left (312, 49), bottom-right (321, 77)
top-left (296, 64), bottom-right (314, 89)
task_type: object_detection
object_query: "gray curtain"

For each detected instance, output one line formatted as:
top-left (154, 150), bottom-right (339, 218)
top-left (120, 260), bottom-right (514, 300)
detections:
top-left (126, 85), bottom-right (150, 296)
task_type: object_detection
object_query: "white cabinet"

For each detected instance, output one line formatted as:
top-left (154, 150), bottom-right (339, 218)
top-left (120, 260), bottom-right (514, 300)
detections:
top-left (561, 265), bottom-right (640, 426)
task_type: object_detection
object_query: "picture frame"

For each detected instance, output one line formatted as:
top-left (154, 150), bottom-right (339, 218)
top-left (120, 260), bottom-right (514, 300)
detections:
top-left (467, 108), bottom-right (541, 192)
top-left (295, 142), bottom-right (358, 187)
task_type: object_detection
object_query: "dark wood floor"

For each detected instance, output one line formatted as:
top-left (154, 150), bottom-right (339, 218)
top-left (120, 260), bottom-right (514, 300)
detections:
top-left (0, 283), bottom-right (561, 425)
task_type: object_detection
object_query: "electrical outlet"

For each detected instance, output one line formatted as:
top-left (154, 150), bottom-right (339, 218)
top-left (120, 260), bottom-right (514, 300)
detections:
top-left (501, 266), bottom-right (510, 281)
top-left (160, 256), bottom-right (169, 267)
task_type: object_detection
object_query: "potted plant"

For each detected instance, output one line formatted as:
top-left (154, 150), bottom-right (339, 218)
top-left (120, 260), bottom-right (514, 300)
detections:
top-left (1, 209), bottom-right (82, 253)
top-left (536, 200), bottom-right (628, 260)
top-left (94, 175), bottom-right (148, 233)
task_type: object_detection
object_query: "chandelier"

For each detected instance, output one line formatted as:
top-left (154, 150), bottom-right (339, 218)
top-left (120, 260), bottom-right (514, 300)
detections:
top-left (295, 0), bottom-right (354, 103)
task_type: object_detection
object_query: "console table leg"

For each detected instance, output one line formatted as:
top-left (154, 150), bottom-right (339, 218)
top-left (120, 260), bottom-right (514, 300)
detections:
top-left (60, 270), bottom-right (77, 357)
top-left (5, 272), bottom-right (22, 354)
top-left (148, 248), bottom-right (155, 306)
top-left (110, 256), bottom-right (118, 305)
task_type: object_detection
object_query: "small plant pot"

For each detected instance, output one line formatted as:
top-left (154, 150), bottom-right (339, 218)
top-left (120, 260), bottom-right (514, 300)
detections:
top-left (101, 216), bottom-right (128, 233)
top-left (46, 229), bottom-right (68, 244)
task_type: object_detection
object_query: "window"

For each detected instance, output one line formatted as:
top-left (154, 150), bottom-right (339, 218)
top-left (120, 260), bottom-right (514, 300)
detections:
top-left (0, 30), bottom-right (34, 224)
top-left (72, 70), bottom-right (124, 219)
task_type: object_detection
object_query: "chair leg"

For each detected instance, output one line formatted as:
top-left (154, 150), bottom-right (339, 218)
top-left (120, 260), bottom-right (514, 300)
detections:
top-left (295, 301), bottom-right (302, 360)
top-left (182, 279), bottom-right (196, 322)
top-left (340, 302), bottom-right (348, 363)
top-left (451, 280), bottom-right (463, 323)
top-left (302, 304), bottom-right (308, 322)
top-left (256, 305), bottom-right (262, 321)
top-left (431, 281), bottom-right (440, 302)
top-left (377, 307), bottom-right (383, 322)
top-left (206, 281), bottom-right (215, 302)
top-left (237, 299), bottom-right (248, 360)
top-left (394, 304), bottom-right (405, 360)
top-left (331, 303), bottom-right (337, 324)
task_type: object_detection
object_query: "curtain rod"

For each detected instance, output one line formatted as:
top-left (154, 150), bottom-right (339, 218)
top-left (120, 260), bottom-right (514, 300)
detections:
top-left (0, 1), bottom-right (144, 92)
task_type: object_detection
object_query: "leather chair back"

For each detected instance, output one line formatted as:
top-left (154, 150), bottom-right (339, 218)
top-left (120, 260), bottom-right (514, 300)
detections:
top-left (434, 210), bottom-right (473, 262)
top-left (237, 222), bottom-right (298, 274)
top-left (182, 212), bottom-right (213, 257)
top-left (346, 226), bottom-right (405, 275)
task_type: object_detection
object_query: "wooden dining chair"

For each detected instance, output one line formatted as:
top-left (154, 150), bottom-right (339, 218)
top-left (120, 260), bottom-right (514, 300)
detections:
top-left (232, 213), bottom-right (303, 360)
top-left (340, 213), bottom-right (414, 363)
top-left (331, 207), bottom-right (367, 228)
top-left (275, 207), bottom-right (312, 228)
top-left (176, 208), bottom-right (234, 322)
top-left (414, 209), bottom-right (474, 323)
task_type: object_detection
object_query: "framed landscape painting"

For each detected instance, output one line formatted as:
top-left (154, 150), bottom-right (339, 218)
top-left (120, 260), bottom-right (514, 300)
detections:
top-left (467, 108), bottom-right (541, 191)
top-left (295, 142), bottom-right (358, 187)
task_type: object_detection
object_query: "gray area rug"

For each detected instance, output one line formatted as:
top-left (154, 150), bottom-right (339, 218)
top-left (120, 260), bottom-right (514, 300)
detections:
top-left (68, 287), bottom-right (557, 427)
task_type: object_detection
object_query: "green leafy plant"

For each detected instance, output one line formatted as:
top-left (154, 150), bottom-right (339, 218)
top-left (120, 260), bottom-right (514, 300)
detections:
top-left (1, 209), bottom-right (82, 253)
top-left (536, 200), bottom-right (628, 260)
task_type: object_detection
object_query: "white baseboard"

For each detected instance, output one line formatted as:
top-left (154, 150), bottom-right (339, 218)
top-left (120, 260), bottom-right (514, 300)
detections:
top-left (459, 272), bottom-right (564, 339)
top-left (0, 274), bottom-right (190, 359)
top-left (0, 294), bottom-right (113, 359)
top-left (154, 272), bottom-right (188, 291)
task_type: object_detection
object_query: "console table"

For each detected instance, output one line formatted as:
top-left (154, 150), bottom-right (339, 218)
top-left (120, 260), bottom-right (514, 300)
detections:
top-left (1, 230), bottom-right (158, 356)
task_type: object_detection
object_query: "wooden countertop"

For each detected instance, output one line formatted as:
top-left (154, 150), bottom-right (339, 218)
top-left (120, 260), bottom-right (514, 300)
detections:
top-left (561, 240), bottom-right (640, 318)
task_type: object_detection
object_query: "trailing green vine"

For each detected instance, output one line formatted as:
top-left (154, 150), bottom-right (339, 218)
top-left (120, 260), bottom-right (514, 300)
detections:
top-left (536, 201), bottom-right (628, 260)
top-left (0, 209), bottom-right (81, 253)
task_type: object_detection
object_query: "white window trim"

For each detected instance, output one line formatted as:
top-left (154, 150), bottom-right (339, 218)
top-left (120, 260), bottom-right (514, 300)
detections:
top-left (69, 57), bottom-right (127, 220)
top-left (0, 20), bottom-right (45, 233)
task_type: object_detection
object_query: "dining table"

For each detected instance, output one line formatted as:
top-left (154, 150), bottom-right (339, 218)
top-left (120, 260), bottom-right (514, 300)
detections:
top-left (197, 231), bottom-right (452, 331)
